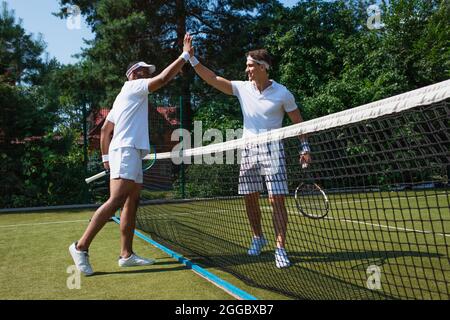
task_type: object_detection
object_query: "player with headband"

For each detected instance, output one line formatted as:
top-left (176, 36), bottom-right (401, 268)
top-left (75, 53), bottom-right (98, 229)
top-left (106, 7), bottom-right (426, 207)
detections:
top-left (188, 48), bottom-right (311, 268)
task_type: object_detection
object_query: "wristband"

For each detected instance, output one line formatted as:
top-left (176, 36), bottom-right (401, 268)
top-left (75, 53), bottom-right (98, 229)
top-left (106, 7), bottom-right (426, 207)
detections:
top-left (180, 51), bottom-right (190, 62)
top-left (189, 56), bottom-right (199, 67)
top-left (102, 154), bottom-right (109, 162)
top-left (299, 141), bottom-right (310, 154)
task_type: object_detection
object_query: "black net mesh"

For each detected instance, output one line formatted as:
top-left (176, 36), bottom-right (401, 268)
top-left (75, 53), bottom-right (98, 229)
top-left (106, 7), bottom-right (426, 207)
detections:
top-left (136, 99), bottom-right (449, 300)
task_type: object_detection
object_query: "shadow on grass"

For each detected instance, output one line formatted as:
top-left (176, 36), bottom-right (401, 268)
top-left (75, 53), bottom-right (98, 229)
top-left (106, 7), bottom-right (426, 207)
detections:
top-left (145, 220), bottom-right (444, 267)
top-left (137, 221), bottom-right (446, 300)
top-left (91, 264), bottom-right (188, 277)
top-left (284, 250), bottom-right (443, 267)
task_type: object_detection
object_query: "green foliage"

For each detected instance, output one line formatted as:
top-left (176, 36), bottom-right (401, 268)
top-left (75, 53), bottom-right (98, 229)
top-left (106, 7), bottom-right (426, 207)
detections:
top-left (265, 0), bottom-right (449, 120)
top-left (381, 0), bottom-right (450, 85)
top-left (2, 0), bottom-right (449, 207)
top-left (0, 2), bottom-right (90, 208)
top-left (9, 130), bottom-right (86, 207)
top-left (86, 149), bottom-right (110, 204)
top-left (0, 1), bottom-right (46, 84)
top-left (0, 1), bottom-right (57, 140)
top-left (174, 163), bottom-right (239, 198)
top-left (55, 0), bottom-right (277, 110)
top-left (193, 95), bottom-right (242, 134)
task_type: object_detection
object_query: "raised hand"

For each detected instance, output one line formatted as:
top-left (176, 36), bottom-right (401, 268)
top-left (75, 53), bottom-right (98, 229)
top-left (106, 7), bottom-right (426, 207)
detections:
top-left (299, 152), bottom-right (312, 168)
top-left (183, 33), bottom-right (193, 56)
top-left (189, 43), bottom-right (194, 58)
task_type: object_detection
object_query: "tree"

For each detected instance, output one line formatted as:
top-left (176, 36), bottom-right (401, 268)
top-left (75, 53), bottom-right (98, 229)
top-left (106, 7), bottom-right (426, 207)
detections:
top-left (0, 2), bottom-right (47, 84)
top-left (55, 0), bottom-right (283, 129)
top-left (0, 2), bottom-right (88, 207)
top-left (0, 1), bottom-right (51, 141)
top-left (381, 0), bottom-right (450, 87)
top-left (264, 0), bottom-right (449, 120)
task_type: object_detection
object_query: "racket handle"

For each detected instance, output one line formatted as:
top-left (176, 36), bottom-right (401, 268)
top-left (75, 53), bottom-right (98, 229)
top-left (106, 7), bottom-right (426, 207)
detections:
top-left (85, 171), bottom-right (107, 184)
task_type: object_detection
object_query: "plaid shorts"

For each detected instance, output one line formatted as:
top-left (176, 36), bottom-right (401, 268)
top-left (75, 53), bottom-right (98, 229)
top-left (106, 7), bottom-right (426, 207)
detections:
top-left (238, 142), bottom-right (289, 195)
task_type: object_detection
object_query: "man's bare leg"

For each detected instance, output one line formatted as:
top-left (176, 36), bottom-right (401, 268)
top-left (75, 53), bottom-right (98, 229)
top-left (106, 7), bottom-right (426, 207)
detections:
top-left (269, 195), bottom-right (288, 249)
top-left (119, 183), bottom-right (142, 258)
top-left (76, 178), bottom-right (136, 251)
top-left (244, 192), bottom-right (263, 237)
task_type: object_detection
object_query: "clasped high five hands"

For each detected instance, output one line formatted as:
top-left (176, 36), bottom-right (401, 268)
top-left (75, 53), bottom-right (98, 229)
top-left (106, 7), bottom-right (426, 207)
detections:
top-left (183, 33), bottom-right (194, 58)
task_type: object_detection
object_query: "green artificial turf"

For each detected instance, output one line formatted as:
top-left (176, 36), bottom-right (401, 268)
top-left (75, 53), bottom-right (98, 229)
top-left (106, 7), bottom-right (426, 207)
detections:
top-left (0, 210), bottom-right (242, 300)
top-left (134, 190), bottom-right (449, 300)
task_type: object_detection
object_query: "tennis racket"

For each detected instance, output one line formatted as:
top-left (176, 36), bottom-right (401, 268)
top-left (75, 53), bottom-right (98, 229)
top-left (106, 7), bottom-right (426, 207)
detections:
top-left (294, 163), bottom-right (329, 219)
top-left (85, 145), bottom-right (157, 184)
top-left (142, 144), bottom-right (157, 172)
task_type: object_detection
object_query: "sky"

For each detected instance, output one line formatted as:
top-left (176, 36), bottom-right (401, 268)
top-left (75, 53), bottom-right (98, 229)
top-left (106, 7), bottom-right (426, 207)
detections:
top-left (4, 0), bottom-right (94, 64)
top-left (4, 0), bottom-right (299, 65)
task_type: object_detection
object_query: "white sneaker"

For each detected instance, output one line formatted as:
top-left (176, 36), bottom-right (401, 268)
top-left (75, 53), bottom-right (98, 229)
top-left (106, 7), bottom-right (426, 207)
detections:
top-left (247, 236), bottom-right (268, 256)
top-left (275, 248), bottom-right (291, 268)
top-left (69, 242), bottom-right (94, 276)
top-left (118, 253), bottom-right (155, 267)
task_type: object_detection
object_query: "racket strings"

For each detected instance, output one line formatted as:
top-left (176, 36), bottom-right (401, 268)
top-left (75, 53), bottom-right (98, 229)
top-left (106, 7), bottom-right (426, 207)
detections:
top-left (295, 183), bottom-right (329, 218)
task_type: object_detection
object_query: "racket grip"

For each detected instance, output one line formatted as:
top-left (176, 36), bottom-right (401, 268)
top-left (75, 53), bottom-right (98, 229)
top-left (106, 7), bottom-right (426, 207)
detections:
top-left (85, 171), bottom-right (107, 184)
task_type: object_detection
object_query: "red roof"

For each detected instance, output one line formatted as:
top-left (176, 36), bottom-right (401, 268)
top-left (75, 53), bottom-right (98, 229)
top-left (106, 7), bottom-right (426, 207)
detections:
top-left (94, 108), bottom-right (109, 126)
top-left (88, 108), bottom-right (110, 136)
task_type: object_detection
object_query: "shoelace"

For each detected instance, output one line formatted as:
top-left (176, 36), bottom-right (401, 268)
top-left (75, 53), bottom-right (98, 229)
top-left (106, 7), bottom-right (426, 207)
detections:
top-left (276, 250), bottom-right (288, 259)
top-left (82, 252), bottom-right (90, 264)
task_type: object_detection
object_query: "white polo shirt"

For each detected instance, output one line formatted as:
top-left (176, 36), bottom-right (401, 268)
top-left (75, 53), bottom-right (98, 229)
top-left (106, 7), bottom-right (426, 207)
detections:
top-left (106, 78), bottom-right (151, 154)
top-left (231, 80), bottom-right (298, 137)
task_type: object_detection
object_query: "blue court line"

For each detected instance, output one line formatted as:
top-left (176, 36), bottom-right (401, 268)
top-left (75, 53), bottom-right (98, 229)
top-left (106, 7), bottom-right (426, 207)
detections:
top-left (111, 216), bottom-right (257, 300)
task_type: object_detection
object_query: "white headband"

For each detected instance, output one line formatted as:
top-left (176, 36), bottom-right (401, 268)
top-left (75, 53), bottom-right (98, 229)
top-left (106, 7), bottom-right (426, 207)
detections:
top-left (126, 62), bottom-right (156, 79)
top-left (247, 56), bottom-right (270, 70)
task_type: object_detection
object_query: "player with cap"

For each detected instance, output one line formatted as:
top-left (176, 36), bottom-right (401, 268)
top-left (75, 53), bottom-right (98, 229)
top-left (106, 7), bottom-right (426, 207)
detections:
top-left (69, 34), bottom-right (194, 276)
top-left (187, 48), bottom-right (311, 268)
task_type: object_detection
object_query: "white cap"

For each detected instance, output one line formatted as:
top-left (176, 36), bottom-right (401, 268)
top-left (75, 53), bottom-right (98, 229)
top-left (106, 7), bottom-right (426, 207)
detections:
top-left (126, 62), bottom-right (156, 79)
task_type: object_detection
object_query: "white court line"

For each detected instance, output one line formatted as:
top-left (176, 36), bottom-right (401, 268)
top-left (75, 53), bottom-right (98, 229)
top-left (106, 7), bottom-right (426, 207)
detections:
top-left (329, 193), bottom-right (448, 206)
top-left (324, 216), bottom-right (450, 238)
top-left (0, 219), bottom-right (89, 228)
top-left (315, 192), bottom-right (449, 237)
top-left (259, 199), bottom-right (449, 238)
top-left (262, 193), bottom-right (447, 209)
top-left (152, 207), bottom-right (450, 238)
top-left (143, 195), bottom-right (449, 238)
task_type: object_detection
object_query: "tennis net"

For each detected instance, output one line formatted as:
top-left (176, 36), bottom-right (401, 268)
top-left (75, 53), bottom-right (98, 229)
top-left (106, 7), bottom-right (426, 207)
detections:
top-left (137, 80), bottom-right (450, 299)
